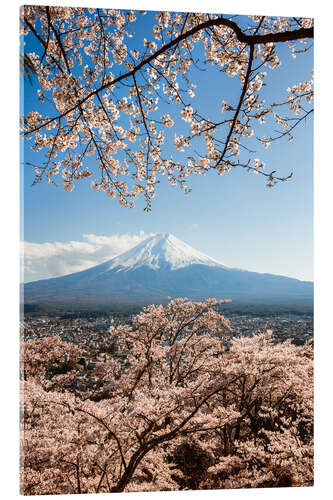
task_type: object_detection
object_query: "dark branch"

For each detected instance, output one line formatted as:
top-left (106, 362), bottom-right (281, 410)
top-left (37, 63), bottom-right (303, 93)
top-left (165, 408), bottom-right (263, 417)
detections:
top-left (24, 16), bottom-right (313, 137)
top-left (215, 44), bottom-right (255, 167)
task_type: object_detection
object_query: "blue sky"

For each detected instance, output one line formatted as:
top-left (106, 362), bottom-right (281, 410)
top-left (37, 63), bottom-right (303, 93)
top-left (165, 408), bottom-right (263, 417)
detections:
top-left (21, 7), bottom-right (313, 283)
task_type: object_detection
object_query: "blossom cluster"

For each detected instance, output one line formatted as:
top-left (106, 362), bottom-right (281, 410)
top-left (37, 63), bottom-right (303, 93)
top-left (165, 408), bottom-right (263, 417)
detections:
top-left (22, 298), bottom-right (313, 494)
top-left (21, 7), bottom-right (313, 206)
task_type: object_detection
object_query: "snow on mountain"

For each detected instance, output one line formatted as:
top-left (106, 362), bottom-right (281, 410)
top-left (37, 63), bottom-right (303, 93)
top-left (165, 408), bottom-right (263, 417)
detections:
top-left (102, 233), bottom-right (228, 272)
top-left (23, 232), bottom-right (313, 308)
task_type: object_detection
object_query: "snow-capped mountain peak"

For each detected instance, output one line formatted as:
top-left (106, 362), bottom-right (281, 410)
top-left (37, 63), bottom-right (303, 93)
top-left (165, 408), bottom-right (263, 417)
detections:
top-left (24, 232), bottom-right (313, 308)
top-left (104, 233), bottom-right (228, 272)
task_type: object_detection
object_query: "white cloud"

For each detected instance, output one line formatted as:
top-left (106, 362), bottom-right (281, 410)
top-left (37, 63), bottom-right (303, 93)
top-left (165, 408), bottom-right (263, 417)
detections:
top-left (22, 231), bottom-right (154, 282)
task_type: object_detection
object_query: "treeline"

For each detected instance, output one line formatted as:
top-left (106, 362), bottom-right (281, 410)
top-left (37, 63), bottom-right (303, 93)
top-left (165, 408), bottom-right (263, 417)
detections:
top-left (23, 301), bottom-right (313, 318)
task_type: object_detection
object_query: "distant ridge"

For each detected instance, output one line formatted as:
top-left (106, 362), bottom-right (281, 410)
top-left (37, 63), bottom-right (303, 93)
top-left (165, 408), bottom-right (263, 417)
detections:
top-left (24, 233), bottom-right (313, 308)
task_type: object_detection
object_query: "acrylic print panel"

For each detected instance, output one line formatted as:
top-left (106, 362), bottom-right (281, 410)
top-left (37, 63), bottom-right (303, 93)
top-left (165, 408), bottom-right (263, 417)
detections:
top-left (20, 1), bottom-right (314, 496)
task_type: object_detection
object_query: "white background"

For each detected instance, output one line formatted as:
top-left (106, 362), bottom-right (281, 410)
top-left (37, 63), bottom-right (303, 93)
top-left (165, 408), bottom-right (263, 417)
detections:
top-left (1, 1), bottom-right (330, 498)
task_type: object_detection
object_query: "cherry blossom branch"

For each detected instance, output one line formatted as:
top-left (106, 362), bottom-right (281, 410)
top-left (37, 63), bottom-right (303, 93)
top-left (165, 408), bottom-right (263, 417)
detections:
top-left (71, 406), bottom-right (127, 470)
top-left (23, 16), bottom-right (313, 137)
top-left (111, 375), bottom-right (242, 492)
top-left (215, 21), bottom-right (256, 167)
top-left (21, 10), bottom-right (314, 205)
top-left (132, 74), bottom-right (152, 177)
top-left (48, 16), bottom-right (72, 75)
top-left (263, 108), bottom-right (313, 142)
top-left (40, 6), bottom-right (51, 63)
top-left (24, 16), bottom-right (65, 76)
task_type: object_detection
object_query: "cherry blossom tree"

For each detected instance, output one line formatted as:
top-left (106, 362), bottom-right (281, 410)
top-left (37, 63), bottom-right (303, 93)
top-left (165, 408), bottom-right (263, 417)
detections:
top-left (22, 298), bottom-right (313, 494)
top-left (21, 6), bottom-right (313, 210)
top-left (22, 335), bottom-right (82, 379)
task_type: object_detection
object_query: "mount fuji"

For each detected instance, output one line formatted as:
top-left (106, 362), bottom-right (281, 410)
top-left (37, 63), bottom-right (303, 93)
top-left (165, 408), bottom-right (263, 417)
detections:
top-left (23, 233), bottom-right (313, 308)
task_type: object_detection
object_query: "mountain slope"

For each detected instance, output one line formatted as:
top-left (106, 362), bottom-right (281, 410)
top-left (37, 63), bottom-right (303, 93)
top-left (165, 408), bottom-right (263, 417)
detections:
top-left (100, 232), bottom-right (228, 272)
top-left (23, 233), bottom-right (313, 307)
